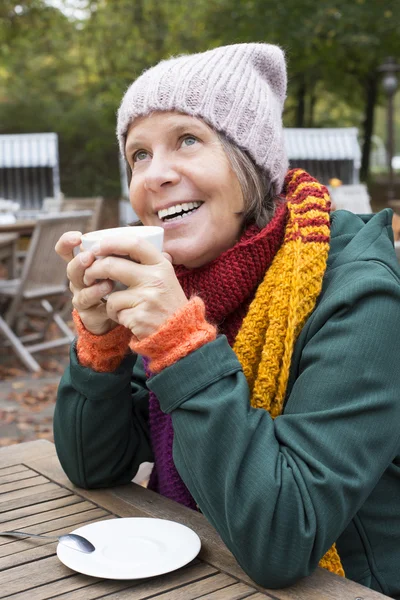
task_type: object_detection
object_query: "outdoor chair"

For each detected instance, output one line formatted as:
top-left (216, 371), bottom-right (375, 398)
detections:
top-left (42, 197), bottom-right (62, 212)
top-left (14, 199), bottom-right (98, 274)
top-left (0, 211), bottom-right (92, 372)
top-left (328, 183), bottom-right (372, 214)
top-left (0, 233), bottom-right (18, 278)
top-left (61, 197), bottom-right (104, 232)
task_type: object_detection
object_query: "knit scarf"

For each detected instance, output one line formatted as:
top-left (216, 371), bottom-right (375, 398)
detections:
top-left (146, 169), bottom-right (344, 577)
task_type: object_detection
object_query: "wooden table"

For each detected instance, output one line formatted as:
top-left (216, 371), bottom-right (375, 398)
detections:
top-left (0, 441), bottom-right (391, 599)
top-left (0, 233), bottom-right (18, 278)
top-left (0, 219), bottom-right (36, 236)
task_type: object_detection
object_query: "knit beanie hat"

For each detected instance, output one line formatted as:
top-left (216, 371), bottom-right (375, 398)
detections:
top-left (117, 43), bottom-right (288, 196)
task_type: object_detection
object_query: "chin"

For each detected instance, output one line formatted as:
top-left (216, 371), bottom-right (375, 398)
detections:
top-left (169, 251), bottom-right (206, 269)
top-left (164, 242), bottom-right (201, 269)
top-left (170, 255), bottom-right (196, 268)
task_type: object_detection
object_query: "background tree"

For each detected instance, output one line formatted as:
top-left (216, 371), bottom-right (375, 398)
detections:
top-left (205, 0), bottom-right (400, 179)
top-left (1, 0), bottom-right (399, 199)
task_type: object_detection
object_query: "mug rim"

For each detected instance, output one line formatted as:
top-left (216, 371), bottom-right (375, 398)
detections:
top-left (81, 225), bottom-right (163, 241)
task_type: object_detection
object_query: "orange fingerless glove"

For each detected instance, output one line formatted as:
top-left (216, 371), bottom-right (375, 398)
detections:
top-left (130, 297), bottom-right (217, 373)
top-left (73, 310), bottom-right (132, 372)
top-left (73, 297), bottom-right (217, 374)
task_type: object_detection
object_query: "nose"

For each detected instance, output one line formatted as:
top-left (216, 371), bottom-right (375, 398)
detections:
top-left (144, 154), bottom-right (180, 192)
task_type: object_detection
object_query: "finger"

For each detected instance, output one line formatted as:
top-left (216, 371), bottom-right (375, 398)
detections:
top-left (114, 305), bottom-right (159, 340)
top-left (92, 236), bottom-right (162, 266)
top-left (67, 251), bottom-right (97, 290)
top-left (83, 254), bottom-right (160, 288)
top-left (104, 288), bottom-right (137, 323)
top-left (104, 300), bottom-right (145, 339)
top-left (55, 231), bottom-right (83, 263)
top-left (105, 287), bottom-right (177, 338)
top-left (72, 279), bottom-right (114, 311)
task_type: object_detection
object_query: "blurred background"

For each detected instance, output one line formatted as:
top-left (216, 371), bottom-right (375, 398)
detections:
top-left (0, 0), bottom-right (399, 216)
top-left (0, 0), bottom-right (399, 444)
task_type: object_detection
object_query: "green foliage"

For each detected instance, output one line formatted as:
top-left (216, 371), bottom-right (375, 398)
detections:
top-left (205, 0), bottom-right (400, 125)
top-left (1, 0), bottom-right (399, 198)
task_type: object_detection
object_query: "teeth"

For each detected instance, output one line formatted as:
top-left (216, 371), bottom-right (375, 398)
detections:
top-left (158, 201), bottom-right (202, 220)
top-left (169, 204), bottom-right (180, 215)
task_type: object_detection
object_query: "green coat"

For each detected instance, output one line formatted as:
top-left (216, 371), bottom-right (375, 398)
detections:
top-left (54, 208), bottom-right (400, 597)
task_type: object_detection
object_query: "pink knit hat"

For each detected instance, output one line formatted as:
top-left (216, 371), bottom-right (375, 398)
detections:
top-left (117, 43), bottom-right (288, 196)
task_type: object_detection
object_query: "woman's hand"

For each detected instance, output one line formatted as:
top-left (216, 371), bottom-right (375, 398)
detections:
top-left (81, 236), bottom-right (189, 340)
top-left (55, 231), bottom-right (117, 335)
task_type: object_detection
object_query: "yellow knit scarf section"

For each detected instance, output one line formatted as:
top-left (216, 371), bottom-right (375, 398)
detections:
top-left (233, 169), bottom-right (344, 577)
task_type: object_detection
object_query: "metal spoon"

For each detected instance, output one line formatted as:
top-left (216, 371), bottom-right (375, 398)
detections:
top-left (0, 530), bottom-right (95, 553)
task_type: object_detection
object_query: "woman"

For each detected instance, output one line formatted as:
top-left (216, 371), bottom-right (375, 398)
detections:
top-left (54, 43), bottom-right (400, 596)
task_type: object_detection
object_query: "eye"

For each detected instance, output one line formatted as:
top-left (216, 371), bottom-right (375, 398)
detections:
top-left (132, 149), bottom-right (150, 163)
top-left (181, 135), bottom-right (198, 148)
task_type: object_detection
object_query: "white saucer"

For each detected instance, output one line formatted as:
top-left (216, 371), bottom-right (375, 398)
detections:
top-left (56, 518), bottom-right (201, 579)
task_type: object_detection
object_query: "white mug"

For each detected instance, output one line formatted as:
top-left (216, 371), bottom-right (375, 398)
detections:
top-left (81, 226), bottom-right (164, 253)
top-left (79, 226), bottom-right (164, 298)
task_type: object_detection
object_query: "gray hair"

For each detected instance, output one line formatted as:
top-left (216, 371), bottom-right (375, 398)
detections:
top-left (217, 133), bottom-right (276, 228)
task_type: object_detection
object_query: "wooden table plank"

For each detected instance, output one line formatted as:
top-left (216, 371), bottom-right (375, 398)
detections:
top-left (30, 454), bottom-right (155, 519)
top-left (0, 465), bottom-right (31, 477)
top-left (0, 555), bottom-right (74, 597)
top-left (0, 468), bottom-right (44, 486)
top-left (0, 509), bottom-right (110, 552)
top-left (10, 578), bottom-right (130, 600)
top-left (147, 574), bottom-right (242, 600)
top-left (0, 219), bottom-right (36, 236)
top-left (0, 484), bottom-right (73, 513)
top-left (0, 540), bottom-right (58, 570)
top-left (250, 596), bottom-right (279, 600)
top-left (268, 567), bottom-right (389, 600)
top-left (0, 515), bottom-right (113, 560)
top-left (194, 585), bottom-right (257, 600)
top-left (7, 574), bottom-right (116, 600)
top-left (0, 440), bottom-right (55, 467)
top-left (1, 559), bottom-right (218, 599)
top-left (0, 500), bottom-right (99, 532)
top-left (0, 475), bottom-right (49, 494)
top-left (7, 574), bottom-right (96, 600)
top-left (0, 495), bottom-right (82, 523)
top-left (131, 579), bottom-right (254, 600)
top-left (59, 565), bottom-right (229, 600)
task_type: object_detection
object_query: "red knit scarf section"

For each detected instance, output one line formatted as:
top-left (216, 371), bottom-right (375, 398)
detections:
top-left (174, 200), bottom-right (288, 343)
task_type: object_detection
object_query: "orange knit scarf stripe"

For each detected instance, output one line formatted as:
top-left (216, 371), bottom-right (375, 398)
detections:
top-left (234, 168), bottom-right (344, 577)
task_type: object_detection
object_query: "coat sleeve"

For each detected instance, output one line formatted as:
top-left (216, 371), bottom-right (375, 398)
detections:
top-left (148, 262), bottom-right (400, 588)
top-left (53, 343), bottom-right (153, 489)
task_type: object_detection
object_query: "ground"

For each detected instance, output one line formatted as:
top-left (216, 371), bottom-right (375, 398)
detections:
top-left (0, 322), bottom-right (71, 448)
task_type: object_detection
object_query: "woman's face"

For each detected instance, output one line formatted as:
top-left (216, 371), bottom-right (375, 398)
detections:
top-left (125, 112), bottom-right (245, 268)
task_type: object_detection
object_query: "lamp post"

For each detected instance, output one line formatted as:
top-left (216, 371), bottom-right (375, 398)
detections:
top-left (379, 57), bottom-right (399, 203)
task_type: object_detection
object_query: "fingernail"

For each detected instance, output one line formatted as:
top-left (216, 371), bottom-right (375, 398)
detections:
top-left (80, 252), bottom-right (90, 265)
top-left (91, 243), bottom-right (100, 254)
top-left (100, 281), bottom-right (111, 293)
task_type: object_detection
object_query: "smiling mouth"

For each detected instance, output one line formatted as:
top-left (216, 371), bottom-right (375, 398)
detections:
top-left (158, 201), bottom-right (203, 223)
